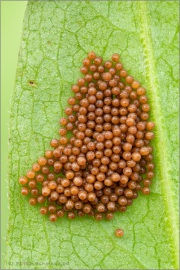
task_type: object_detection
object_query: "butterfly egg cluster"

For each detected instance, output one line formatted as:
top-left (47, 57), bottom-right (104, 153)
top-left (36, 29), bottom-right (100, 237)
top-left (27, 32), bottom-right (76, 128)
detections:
top-left (19, 52), bottom-right (155, 223)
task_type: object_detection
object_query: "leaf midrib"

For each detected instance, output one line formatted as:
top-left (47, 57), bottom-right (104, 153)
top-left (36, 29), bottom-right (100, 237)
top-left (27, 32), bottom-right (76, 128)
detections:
top-left (139, 2), bottom-right (179, 268)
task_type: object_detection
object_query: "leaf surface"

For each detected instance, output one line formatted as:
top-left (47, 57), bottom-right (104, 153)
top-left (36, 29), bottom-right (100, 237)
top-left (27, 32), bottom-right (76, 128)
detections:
top-left (5, 1), bottom-right (179, 269)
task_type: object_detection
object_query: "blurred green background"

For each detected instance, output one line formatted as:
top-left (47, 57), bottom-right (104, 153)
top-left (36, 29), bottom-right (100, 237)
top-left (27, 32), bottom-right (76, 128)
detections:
top-left (1, 1), bottom-right (27, 268)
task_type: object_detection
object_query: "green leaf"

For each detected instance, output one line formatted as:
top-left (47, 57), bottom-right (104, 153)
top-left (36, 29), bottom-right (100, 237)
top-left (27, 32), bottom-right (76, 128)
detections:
top-left (5, 1), bottom-right (179, 269)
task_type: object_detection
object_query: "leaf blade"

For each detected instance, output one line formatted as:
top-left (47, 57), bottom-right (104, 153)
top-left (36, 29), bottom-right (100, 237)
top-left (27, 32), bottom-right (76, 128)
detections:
top-left (5, 1), bottom-right (179, 269)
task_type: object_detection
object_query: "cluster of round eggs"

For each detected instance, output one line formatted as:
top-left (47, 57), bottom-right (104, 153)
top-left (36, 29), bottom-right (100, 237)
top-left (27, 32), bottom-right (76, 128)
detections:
top-left (19, 52), bottom-right (155, 225)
